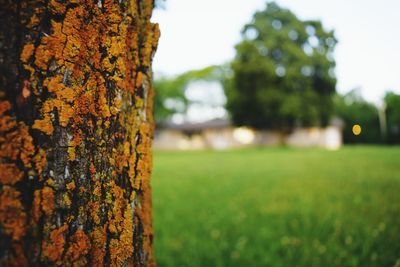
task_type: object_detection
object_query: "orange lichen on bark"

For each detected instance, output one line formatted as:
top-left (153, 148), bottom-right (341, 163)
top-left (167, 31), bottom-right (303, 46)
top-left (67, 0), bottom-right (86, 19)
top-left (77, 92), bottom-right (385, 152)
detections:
top-left (0, 186), bottom-right (27, 240)
top-left (109, 202), bottom-right (134, 266)
top-left (28, 13), bottom-right (40, 28)
top-left (90, 226), bottom-right (107, 266)
top-left (32, 116), bottom-right (54, 135)
top-left (89, 163), bottom-right (96, 175)
top-left (20, 43), bottom-right (35, 63)
top-left (107, 182), bottom-right (126, 234)
top-left (32, 189), bottom-right (42, 223)
top-left (0, 164), bottom-right (24, 185)
top-left (88, 201), bottom-right (101, 225)
top-left (42, 224), bottom-right (68, 264)
top-left (0, 123), bottom-right (34, 167)
top-left (64, 229), bottom-right (90, 265)
top-left (41, 186), bottom-right (55, 215)
top-left (132, 123), bottom-right (152, 189)
top-left (49, 0), bottom-right (66, 14)
top-left (22, 80), bottom-right (31, 98)
top-left (3, 244), bottom-right (28, 267)
top-left (140, 24), bottom-right (160, 68)
top-left (32, 183), bottom-right (57, 222)
top-left (33, 148), bottom-right (46, 177)
top-left (93, 181), bottom-right (102, 197)
top-left (66, 181), bottom-right (76, 190)
top-left (0, 100), bottom-right (34, 247)
top-left (44, 76), bottom-right (74, 101)
top-left (0, 101), bottom-right (16, 132)
top-left (34, 44), bottom-right (52, 70)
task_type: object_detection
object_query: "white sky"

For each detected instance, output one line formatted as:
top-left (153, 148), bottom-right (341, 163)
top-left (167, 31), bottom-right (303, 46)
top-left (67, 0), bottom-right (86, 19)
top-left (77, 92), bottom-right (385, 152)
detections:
top-left (151, 0), bottom-right (400, 104)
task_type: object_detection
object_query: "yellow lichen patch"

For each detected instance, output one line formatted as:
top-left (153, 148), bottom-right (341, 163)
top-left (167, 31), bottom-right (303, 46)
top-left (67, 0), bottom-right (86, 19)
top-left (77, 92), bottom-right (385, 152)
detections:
top-left (0, 186), bottom-right (26, 240)
top-left (135, 122), bottom-right (154, 260)
top-left (108, 36), bottom-right (124, 58)
top-left (115, 141), bottom-right (132, 172)
top-left (63, 194), bottom-right (72, 208)
top-left (20, 43), bottom-right (35, 63)
top-left (41, 186), bottom-right (55, 215)
top-left (127, 153), bottom-right (137, 185)
top-left (130, 123), bottom-right (152, 189)
top-left (109, 202), bottom-right (134, 266)
top-left (42, 224), bottom-right (68, 264)
top-left (140, 24), bottom-right (160, 68)
top-left (106, 182), bottom-right (130, 236)
top-left (68, 146), bottom-right (76, 161)
top-left (46, 178), bottom-right (55, 187)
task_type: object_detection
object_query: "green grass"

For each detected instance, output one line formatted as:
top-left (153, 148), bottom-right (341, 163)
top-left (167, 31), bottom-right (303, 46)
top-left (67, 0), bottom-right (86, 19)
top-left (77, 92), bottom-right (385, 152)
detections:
top-left (152, 146), bottom-right (400, 267)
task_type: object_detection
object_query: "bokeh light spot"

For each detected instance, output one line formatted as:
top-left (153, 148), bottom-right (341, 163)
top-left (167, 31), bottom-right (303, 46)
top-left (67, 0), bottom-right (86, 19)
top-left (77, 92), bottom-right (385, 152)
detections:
top-left (352, 124), bottom-right (362, 136)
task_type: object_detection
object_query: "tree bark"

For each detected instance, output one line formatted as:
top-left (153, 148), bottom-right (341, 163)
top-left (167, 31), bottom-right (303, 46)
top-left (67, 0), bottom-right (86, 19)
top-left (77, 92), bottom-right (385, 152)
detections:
top-left (0, 0), bottom-right (159, 266)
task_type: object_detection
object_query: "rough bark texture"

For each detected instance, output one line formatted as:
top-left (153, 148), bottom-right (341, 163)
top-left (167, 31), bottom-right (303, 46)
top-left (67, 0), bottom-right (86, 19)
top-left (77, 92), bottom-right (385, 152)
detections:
top-left (0, 0), bottom-right (159, 266)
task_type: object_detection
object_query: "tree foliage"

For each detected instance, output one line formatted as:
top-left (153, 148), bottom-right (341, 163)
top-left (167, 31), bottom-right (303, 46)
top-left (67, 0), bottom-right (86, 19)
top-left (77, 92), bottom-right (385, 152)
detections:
top-left (153, 65), bottom-right (222, 123)
top-left (226, 2), bottom-right (337, 130)
top-left (385, 91), bottom-right (400, 144)
top-left (334, 90), bottom-right (382, 144)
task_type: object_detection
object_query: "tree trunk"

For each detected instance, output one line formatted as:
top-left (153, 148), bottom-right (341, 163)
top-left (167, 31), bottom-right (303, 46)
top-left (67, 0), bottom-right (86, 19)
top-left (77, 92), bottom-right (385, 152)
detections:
top-left (0, 0), bottom-right (159, 266)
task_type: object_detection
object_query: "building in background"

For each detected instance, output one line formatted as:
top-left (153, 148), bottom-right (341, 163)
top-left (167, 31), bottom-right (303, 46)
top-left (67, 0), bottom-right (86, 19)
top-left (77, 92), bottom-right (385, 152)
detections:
top-left (154, 118), bottom-right (343, 150)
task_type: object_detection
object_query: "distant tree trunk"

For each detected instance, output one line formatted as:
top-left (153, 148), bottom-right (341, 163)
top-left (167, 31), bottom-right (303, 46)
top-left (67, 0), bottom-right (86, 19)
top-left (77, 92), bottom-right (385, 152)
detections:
top-left (0, 0), bottom-right (159, 266)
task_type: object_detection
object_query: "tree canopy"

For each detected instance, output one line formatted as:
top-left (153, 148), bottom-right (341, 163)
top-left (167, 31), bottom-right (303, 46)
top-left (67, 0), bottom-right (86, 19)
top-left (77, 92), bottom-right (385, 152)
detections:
top-left (225, 1), bottom-right (337, 130)
top-left (334, 90), bottom-right (382, 144)
top-left (153, 65), bottom-right (222, 123)
top-left (385, 91), bottom-right (400, 144)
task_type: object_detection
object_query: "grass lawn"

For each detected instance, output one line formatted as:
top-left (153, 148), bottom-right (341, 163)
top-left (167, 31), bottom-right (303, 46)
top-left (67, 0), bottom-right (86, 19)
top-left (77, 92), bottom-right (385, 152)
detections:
top-left (152, 146), bottom-right (400, 267)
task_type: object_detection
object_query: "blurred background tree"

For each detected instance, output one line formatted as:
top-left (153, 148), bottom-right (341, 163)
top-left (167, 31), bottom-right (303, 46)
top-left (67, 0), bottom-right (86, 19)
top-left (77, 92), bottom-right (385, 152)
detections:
top-left (384, 91), bottom-right (400, 144)
top-left (333, 89), bottom-right (382, 144)
top-left (153, 66), bottom-right (223, 123)
top-left (225, 1), bottom-right (337, 130)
